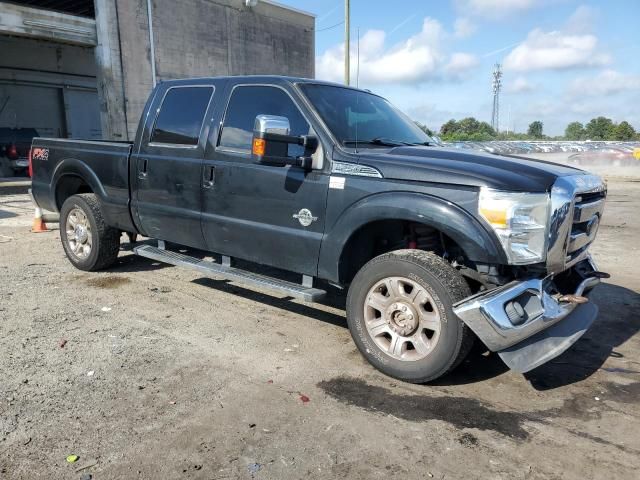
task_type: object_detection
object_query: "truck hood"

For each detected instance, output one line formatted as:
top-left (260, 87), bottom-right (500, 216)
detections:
top-left (358, 146), bottom-right (586, 192)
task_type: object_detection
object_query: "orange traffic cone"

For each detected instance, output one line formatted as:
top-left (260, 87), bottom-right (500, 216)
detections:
top-left (31, 205), bottom-right (50, 233)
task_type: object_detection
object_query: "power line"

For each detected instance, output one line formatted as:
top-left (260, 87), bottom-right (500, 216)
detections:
top-left (315, 21), bottom-right (344, 32)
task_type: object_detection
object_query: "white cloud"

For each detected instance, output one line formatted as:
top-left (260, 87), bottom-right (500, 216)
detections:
top-left (503, 6), bottom-right (610, 72)
top-left (316, 18), bottom-right (448, 85)
top-left (446, 53), bottom-right (480, 74)
top-left (568, 70), bottom-right (640, 97)
top-left (455, 0), bottom-right (537, 19)
top-left (503, 29), bottom-right (610, 72)
top-left (454, 17), bottom-right (476, 38)
top-left (506, 76), bottom-right (535, 93)
top-left (565, 5), bottom-right (597, 34)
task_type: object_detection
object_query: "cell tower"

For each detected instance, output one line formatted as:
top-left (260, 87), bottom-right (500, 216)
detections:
top-left (491, 63), bottom-right (502, 133)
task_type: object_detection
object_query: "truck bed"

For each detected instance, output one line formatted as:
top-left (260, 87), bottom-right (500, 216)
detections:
top-left (30, 137), bottom-right (135, 233)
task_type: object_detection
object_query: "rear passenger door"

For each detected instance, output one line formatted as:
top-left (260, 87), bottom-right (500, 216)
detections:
top-left (132, 84), bottom-right (215, 249)
top-left (201, 84), bottom-right (329, 275)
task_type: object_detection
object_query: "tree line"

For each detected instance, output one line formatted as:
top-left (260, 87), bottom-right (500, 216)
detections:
top-left (416, 117), bottom-right (639, 142)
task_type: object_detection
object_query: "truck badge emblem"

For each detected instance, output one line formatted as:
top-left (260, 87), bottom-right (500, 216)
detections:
top-left (32, 148), bottom-right (49, 161)
top-left (293, 208), bottom-right (317, 227)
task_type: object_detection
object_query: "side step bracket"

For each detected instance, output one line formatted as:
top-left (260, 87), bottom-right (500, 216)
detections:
top-left (133, 244), bottom-right (326, 302)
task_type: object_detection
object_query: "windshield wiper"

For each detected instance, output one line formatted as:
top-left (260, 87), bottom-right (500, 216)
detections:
top-left (342, 137), bottom-right (412, 147)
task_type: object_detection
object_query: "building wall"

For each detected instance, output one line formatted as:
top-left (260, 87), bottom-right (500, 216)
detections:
top-left (101, 0), bottom-right (315, 140)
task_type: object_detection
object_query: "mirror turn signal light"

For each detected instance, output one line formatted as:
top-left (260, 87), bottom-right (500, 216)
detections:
top-left (252, 138), bottom-right (266, 156)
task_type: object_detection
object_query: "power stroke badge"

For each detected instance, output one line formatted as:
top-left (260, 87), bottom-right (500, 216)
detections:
top-left (293, 208), bottom-right (318, 227)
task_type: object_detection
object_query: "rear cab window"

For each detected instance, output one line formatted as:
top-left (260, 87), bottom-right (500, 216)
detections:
top-left (218, 85), bottom-right (310, 158)
top-left (150, 86), bottom-right (214, 146)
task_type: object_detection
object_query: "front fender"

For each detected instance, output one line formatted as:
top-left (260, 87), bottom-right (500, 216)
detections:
top-left (317, 191), bottom-right (506, 283)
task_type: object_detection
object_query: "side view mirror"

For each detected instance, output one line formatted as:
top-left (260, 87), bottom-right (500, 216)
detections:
top-left (251, 114), bottom-right (318, 169)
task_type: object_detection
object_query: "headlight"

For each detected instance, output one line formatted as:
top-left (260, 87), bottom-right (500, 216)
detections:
top-left (479, 188), bottom-right (550, 265)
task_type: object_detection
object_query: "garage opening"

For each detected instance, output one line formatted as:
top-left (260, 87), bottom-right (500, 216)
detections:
top-left (0, 0), bottom-right (99, 175)
top-left (3, 0), bottom-right (95, 18)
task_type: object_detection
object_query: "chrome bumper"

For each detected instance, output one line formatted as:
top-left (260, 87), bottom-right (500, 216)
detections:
top-left (454, 257), bottom-right (603, 372)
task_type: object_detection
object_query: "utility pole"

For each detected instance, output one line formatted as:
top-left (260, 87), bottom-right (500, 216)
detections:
top-left (344, 0), bottom-right (350, 85)
top-left (146, 0), bottom-right (157, 87)
top-left (491, 63), bottom-right (502, 133)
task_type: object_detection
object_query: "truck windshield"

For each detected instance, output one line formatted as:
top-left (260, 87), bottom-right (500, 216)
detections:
top-left (299, 84), bottom-right (432, 148)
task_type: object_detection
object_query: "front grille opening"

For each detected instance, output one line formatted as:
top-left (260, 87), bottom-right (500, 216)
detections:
top-left (566, 244), bottom-right (589, 263)
top-left (565, 189), bottom-right (606, 263)
top-left (572, 216), bottom-right (596, 235)
top-left (575, 190), bottom-right (606, 203)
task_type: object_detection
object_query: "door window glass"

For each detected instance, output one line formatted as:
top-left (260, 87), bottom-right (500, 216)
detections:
top-left (150, 87), bottom-right (213, 145)
top-left (219, 86), bottom-right (309, 157)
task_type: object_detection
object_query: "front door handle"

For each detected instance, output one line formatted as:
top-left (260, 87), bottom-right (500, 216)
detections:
top-left (138, 158), bottom-right (149, 180)
top-left (203, 165), bottom-right (215, 188)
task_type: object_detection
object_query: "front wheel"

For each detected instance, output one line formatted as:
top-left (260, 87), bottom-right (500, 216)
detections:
top-left (60, 194), bottom-right (120, 271)
top-left (346, 249), bottom-right (474, 383)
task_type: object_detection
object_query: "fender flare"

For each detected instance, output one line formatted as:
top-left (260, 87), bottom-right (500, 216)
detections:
top-left (51, 157), bottom-right (108, 209)
top-left (50, 157), bottom-right (136, 233)
top-left (317, 191), bottom-right (506, 283)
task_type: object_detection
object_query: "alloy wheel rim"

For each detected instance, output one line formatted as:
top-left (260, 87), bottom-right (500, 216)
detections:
top-left (66, 207), bottom-right (92, 260)
top-left (364, 276), bottom-right (442, 361)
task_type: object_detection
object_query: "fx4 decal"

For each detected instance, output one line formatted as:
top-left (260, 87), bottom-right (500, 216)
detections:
top-left (32, 148), bottom-right (49, 162)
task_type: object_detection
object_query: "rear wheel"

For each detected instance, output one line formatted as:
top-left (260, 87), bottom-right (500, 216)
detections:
top-left (60, 194), bottom-right (120, 271)
top-left (346, 249), bottom-right (473, 383)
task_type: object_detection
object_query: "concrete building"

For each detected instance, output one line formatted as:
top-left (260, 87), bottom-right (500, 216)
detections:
top-left (0, 0), bottom-right (315, 144)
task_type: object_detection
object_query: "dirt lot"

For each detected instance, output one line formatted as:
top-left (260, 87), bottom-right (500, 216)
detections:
top-left (1, 175), bottom-right (639, 480)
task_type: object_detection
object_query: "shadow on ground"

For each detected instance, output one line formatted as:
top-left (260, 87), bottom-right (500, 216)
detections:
top-left (108, 244), bottom-right (640, 389)
top-left (525, 282), bottom-right (640, 390)
top-left (192, 277), bottom-right (347, 329)
top-left (110, 250), bottom-right (170, 273)
top-left (0, 185), bottom-right (31, 196)
top-left (0, 209), bottom-right (17, 220)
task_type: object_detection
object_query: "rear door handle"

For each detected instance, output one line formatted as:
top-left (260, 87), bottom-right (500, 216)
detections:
top-left (138, 158), bottom-right (149, 180)
top-left (203, 165), bottom-right (215, 188)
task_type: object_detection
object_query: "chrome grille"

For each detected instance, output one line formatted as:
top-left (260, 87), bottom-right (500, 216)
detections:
top-left (566, 190), bottom-right (606, 263)
top-left (547, 174), bottom-right (606, 274)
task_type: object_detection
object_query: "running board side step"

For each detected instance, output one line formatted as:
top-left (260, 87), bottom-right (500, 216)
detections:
top-left (133, 245), bottom-right (326, 302)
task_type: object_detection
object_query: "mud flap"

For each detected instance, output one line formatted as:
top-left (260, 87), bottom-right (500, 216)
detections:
top-left (497, 302), bottom-right (599, 373)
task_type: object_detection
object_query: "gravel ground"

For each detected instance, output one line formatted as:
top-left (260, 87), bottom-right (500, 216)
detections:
top-left (1, 176), bottom-right (639, 479)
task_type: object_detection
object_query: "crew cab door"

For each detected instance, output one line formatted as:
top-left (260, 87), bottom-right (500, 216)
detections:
top-left (201, 84), bottom-right (329, 275)
top-left (132, 84), bottom-right (216, 249)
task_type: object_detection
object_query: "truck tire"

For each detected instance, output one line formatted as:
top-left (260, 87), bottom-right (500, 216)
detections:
top-left (60, 194), bottom-right (120, 271)
top-left (346, 249), bottom-right (474, 383)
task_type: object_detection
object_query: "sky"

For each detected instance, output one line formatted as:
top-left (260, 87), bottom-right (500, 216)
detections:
top-left (275, 0), bottom-right (640, 136)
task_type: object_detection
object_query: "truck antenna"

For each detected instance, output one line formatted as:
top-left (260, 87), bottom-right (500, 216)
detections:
top-left (356, 27), bottom-right (360, 89)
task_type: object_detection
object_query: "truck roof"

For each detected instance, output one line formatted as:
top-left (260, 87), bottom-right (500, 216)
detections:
top-left (157, 75), bottom-right (368, 93)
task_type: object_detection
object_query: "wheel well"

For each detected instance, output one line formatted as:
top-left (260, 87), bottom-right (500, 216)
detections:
top-left (338, 220), bottom-right (476, 287)
top-left (55, 175), bottom-right (93, 210)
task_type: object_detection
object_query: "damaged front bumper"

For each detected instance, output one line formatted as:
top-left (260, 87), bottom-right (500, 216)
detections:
top-left (453, 256), bottom-right (606, 373)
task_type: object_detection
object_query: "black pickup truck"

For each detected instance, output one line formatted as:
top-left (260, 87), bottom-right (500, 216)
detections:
top-left (31, 76), bottom-right (607, 383)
